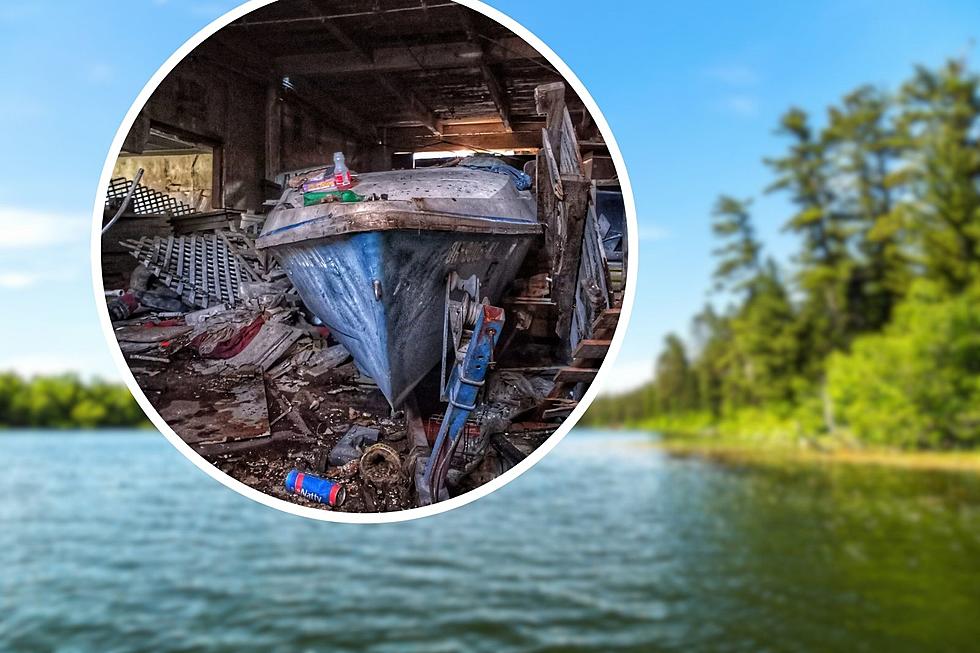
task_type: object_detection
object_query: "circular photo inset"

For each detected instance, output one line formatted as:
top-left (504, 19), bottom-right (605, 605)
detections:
top-left (96, 0), bottom-right (633, 520)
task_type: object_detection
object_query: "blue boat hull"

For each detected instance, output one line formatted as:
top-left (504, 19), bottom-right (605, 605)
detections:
top-left (276, 230), bottom-right (533, 407)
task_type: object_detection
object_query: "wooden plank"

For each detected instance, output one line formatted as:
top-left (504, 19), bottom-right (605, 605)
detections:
top-left (559, 108), bottom-right (585, 176)
top-left (274, 37), bottom-right (541, 76)
top-left (502, 297), bottom-right (557, 306)
top-left (540, 130), bottom-right (563, 201)
top-left (551, 177), bottom-right (591, 356)
top-left (573, 339), bottom-right (610, 359)
top-left (543, 405), bottom-right (576, 420)
top-left (404, 130), bottom-right (541, 152)
top-left (593, 308), bottom-right (621, 334)
top-left (458, 9), bottom-right (513, 132)
top-left (568, 192), bottom-right (612, 352)
top-left (437, 120), bottom-right (542, 136)
top-left (535, 82), bottom-right (566, 162)
top-left (534, 82), bottom-right (591, 358)
top-left (481, 62), bottom-right (512, 131)
top-left (554, 367), bottom-right (598, 384)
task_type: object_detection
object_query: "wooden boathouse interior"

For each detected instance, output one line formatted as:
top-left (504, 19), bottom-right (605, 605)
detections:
top-left (108, 0), bottom-right (626, 419)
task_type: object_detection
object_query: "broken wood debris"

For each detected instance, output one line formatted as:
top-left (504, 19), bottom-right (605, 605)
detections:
top-left (101, 76), bottom-right (628, 512)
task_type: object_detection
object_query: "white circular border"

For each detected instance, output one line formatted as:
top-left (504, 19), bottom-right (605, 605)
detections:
top-left (91, 0), bottom-right (639, 524)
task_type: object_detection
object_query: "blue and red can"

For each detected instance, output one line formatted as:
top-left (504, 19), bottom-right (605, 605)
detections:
top-left (284, 469), bottom-right (346, 506)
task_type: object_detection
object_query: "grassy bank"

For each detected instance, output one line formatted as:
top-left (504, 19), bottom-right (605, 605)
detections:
top-left (647, 435), bottom-right (980, 473)
top-left (621, 411), bottom-right (980, 473)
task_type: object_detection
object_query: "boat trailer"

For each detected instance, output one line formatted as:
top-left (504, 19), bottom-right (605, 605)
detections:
top-left (417, 275), bottom-right (506, 505)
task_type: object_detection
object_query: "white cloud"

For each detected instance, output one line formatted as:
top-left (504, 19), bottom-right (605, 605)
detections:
top-left (0, 272), bottom-right (37, 289)
top-left (598, 359), bottom-right (654, 395)
top-left (0, 206), bottom-right (88, 249)
top-left (722, 94), bottom-right (760, 117)
top-left (705, 64), bottom-right (761, 87)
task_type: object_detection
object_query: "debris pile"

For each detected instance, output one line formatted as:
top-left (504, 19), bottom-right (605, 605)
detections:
top-left (102, 142), bottom-right (622, 512)
top-left (104, 214), bottom-right (559, 513)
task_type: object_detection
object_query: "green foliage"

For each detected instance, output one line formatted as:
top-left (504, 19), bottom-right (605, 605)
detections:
top-left (711, 196), bottom-right (761, 294)
top-left (653, 334), bottom-right (697, 413)
top-left (587, 58), bottom-right (980, 450)
top-left (827, 281), bottom-right (980, 448)
top-left (0, 372), bottom-right (149, 430)
top-left (898, 61), bottom-right (980, 293)
top-left (723, 261), bottom-right (801, 407)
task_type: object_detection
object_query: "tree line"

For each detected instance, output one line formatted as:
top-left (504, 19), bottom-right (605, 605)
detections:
top-left (0, 372), bottom-right (148, 429)
top-left (586, 59), bottom-right (980, 449)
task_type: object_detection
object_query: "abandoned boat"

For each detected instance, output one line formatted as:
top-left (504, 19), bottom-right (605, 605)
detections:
top-left (256, 167), bottom-right (540, 407)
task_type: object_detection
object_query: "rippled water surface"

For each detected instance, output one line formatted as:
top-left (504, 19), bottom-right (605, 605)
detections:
top-left (2, 430), bottom-right (980, 652)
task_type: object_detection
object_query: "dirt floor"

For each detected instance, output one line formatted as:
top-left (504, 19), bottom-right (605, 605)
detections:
top-left (124, 318), bottom-right (558, 513)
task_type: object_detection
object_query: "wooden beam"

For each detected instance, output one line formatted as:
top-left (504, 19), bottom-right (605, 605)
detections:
top-left (572, 339), bottom-right (610, 359)
top-left (534, 82), bottom-right (591, 358)
top-left (535, 82), bottom-right (566, 161)
top-left (231, 3), bottom-right (459, 28)
top-left (554, 367), bottom-right (598, 384)
top-left (458, 9), bottom-right (512, 131)
top-left (275, 37), bottom-right (541, 76)
top-left (388, 118), bottom-right (544, 140)
top-left (401, 131), bottom-right (542, 152)
top-left (592, 308), bottom-right (622, 335)
top-left (444, 120), bottom-right (540, 135)
top-left (481, 62), bottom-right (512, 131)
top-left (295, 0), bottom-right (442, 135)
top-left (202, 37), bottom-right (378, 144)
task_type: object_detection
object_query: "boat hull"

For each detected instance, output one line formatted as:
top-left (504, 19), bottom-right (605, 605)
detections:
top-left (275, 229), bottom-right (533, 407)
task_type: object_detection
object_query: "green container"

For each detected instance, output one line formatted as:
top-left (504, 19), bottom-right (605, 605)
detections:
top-left (303, 190), bottom-right (364, 207)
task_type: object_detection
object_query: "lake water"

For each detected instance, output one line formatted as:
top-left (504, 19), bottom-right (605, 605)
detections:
top-left (2, 430), bottom-right (979, 652)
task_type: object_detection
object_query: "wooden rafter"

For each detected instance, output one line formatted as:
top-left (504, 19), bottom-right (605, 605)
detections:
top-left (203, 36), bottom-right (378, 145)
top-left (274, 37), bottom-right (540, 76)
top-left (296, 0), bottom-right (442, 135)
top-left (458, 9), bottom-right (512, 131)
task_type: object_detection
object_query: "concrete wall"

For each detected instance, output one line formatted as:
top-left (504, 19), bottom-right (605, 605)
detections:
top-left (122, 53), bottom-right (387, 213)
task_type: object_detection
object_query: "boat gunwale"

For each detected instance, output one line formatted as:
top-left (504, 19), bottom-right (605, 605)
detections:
top-left (256, 200), bottom-right (542, 250)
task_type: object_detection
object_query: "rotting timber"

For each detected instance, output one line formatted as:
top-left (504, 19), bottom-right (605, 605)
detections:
top-left (102, 74), bottom-right (626, 512)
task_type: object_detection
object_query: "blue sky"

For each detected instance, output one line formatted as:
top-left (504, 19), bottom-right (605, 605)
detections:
top-left (0, 0), bottom-right (978, 392)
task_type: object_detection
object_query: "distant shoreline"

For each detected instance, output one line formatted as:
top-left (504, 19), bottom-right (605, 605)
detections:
top-left (635, 432), bottom-right (980, 473)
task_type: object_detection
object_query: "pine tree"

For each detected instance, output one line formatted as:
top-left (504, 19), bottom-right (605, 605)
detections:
top-left (897, 60), bottom-right (980, 293)
top-left (654, 334), bottom-right (697, 414)
top-left (710, 195), bottom-right (762, 295)
top-left (825, 85), bottom-right (908, 331)
top-left (726, 260), bottom-right (801, 407)
top-left (766, 108), bottom-right (853, 355)
top-left (690, 304), bottom-right (730, 417)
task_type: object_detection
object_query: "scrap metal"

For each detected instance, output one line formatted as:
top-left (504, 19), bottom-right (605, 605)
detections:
top-left (120, 233), bottom-right (261, 308)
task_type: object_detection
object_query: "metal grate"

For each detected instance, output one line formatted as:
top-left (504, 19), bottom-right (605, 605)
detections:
top-left (120, 234), bottom-right (258, 308)
top-left (106, 176), bottom-right (197, 217)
